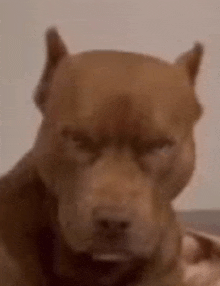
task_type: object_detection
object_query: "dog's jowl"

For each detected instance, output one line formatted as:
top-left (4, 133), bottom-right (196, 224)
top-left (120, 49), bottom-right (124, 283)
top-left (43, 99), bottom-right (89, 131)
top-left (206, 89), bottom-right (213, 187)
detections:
top-left (0, 28), bottom-right (203, 286)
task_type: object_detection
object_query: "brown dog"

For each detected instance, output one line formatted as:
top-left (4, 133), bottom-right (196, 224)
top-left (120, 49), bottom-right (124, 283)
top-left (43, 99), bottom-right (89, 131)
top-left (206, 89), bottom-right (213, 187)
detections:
top-left (0, 28), bottom-right (204, 286)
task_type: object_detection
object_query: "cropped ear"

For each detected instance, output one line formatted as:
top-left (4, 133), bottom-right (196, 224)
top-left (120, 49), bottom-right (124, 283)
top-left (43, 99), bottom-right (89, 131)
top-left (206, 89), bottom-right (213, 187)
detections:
top-left (34, 27), bottom-right (68, 113)
top-left (175, 43), bottom-right (204, 86)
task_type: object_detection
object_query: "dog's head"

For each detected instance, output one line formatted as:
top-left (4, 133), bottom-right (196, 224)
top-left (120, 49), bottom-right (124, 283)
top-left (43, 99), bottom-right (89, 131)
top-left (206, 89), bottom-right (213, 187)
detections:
top-left (33, 28), bottom-right (203, 284)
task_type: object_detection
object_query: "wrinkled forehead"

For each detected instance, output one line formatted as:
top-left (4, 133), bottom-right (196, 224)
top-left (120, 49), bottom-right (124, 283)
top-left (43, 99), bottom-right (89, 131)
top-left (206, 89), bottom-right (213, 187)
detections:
top-left (47, 52), bottom-right (201, 140)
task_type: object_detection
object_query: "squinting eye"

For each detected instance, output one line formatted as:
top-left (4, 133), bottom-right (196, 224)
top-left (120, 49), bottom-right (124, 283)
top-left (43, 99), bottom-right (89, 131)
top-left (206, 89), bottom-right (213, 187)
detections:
top-left (60, 128), bottom-right (101, 164)
top-left (152, 143), bottom-right (173, 156)
top-left (134, 138), bottom-right (174, 156)
top-left (74, 136), bottom-right (95, 152)
top-left (61, 128), bottom-right (97, 153)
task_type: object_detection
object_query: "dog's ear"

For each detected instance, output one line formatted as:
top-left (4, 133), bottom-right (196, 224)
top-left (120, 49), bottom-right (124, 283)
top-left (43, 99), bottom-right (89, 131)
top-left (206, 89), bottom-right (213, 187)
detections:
top-left (175, 43), bottom-right (204, 85)
top-left (34, 27), bottom-right (68, 113)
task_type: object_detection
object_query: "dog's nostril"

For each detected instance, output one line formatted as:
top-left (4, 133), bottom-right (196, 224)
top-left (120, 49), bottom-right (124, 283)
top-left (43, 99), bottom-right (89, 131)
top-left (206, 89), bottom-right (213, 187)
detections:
top-left (97, 219), bottom-right (130, 231)
top-left (120, 221), bottom-right (129, 229)
top-left (99, 220), bottom-right (110, 229)
top-left (93, 207), bottom-right (131, 233)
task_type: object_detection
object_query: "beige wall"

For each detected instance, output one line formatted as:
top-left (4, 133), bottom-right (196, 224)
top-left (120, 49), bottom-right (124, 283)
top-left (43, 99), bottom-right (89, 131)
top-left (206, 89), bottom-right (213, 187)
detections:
top-left (1, 0), bottom-right (220, 210)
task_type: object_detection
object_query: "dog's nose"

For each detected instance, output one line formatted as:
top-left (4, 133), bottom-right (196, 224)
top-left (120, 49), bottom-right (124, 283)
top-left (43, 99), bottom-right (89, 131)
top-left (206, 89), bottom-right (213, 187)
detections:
top-left (93, 206), bottom-right (131, 235)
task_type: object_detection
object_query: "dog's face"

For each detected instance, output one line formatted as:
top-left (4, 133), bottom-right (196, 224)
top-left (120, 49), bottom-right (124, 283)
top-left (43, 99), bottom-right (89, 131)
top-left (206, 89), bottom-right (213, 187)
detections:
top-left (33, 28), bottom-right (203, 284)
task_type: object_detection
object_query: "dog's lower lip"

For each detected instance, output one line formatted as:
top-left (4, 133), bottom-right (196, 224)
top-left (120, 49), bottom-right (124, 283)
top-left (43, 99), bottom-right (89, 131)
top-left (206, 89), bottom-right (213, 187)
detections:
top-left (92, 252), bottom-right (131, 263)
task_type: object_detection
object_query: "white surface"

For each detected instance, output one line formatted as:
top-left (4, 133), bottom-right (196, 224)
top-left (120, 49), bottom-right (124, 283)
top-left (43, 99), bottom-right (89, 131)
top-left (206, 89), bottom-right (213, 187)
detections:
top-left (1, 0), bottom-right (220, 210)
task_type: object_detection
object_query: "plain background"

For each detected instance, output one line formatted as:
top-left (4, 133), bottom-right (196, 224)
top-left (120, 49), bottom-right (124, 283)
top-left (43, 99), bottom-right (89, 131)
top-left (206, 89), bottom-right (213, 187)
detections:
top-left (1, 0), bottom-right (220, 210)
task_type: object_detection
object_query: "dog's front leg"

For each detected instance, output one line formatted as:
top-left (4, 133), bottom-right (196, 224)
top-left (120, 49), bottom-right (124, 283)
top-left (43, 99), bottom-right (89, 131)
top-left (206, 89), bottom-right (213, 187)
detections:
top-left (0, 152), bottom-right (48, 286)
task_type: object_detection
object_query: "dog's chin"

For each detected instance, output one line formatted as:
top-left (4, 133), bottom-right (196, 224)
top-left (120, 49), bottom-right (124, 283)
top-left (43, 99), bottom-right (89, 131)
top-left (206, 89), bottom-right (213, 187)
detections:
top-left (91, 256), bottom-right (131, 285)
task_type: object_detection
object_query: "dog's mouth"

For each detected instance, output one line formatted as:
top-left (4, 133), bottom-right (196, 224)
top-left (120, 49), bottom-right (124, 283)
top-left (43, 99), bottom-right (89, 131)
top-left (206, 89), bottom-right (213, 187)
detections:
top-left (91, 249), bottom-right (132, 263)
top-left (51, 230), bottom-right (146, 285)
top-left (51, 243), bottom-right (147, 286)
top-left (75, 251), bottom-right (140, 286)
top-left (73, 247), bottom-right (146, 286)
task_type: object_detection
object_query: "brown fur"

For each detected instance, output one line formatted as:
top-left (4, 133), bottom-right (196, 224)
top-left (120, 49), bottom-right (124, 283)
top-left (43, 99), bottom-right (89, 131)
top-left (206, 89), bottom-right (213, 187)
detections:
top-left (182, 230), bottom-right (220, 286)
top-left (0, 27), bottom-right (204, 285)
